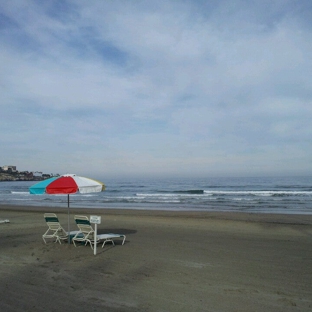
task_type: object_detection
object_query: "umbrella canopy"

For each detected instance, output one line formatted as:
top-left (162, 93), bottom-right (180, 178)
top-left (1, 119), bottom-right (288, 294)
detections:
top-left (29, 174), bottom-right (105, 195)
top-left (29, 174), bottom-right (105, 243)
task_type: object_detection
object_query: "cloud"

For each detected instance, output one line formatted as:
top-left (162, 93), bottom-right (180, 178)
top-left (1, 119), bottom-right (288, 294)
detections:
top-left (1, 0), bottom-right (312, 178)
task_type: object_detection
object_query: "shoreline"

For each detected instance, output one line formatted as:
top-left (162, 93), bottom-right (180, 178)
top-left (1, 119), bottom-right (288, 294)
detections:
top-left (1, 204), bottom-right (312, 225)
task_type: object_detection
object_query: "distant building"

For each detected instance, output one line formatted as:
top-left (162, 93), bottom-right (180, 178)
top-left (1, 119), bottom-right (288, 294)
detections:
top-left (1, 165), bottom-right (17, 173)
top-left (0, 166), bottom-right (53, 181)
top-left (33, 171), bottom-right (43, 178)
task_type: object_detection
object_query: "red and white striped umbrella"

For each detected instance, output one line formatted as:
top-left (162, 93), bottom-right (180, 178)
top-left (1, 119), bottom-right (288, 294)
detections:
top-left (29, 174), bottom-right (105, 195)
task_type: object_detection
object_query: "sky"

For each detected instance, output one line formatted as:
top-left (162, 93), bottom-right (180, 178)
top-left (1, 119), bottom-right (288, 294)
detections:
top-left (1, 0), bottom-right (312, 179)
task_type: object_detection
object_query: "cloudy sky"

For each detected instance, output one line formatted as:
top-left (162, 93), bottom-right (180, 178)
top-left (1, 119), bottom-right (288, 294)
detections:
top-left (1, 0), bottom-right (311, 179)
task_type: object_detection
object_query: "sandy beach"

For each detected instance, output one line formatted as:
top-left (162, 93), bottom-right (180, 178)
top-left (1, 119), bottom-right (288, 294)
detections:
top-left (0, 205), bottom-right (311, 312)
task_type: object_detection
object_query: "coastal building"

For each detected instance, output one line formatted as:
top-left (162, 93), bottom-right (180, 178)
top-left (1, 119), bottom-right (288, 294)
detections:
top-left (0, 165), bottom-right (53, 181)
top-left (1, 165), bottom-right (17, 173)
top-left (33, 171), bottom-right (43, 178)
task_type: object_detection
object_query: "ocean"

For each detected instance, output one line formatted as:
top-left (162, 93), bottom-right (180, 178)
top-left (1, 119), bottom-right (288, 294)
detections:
top-left (0, 176), bottom-right (311, 214)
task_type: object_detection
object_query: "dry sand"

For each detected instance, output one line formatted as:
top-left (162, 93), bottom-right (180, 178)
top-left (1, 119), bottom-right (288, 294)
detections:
top-left (0, 205), bottom-right (312, 312)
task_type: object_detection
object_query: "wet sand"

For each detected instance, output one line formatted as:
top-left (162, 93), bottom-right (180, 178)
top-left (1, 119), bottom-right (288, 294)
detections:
top-left (0, 205), bottom-right (312, 311)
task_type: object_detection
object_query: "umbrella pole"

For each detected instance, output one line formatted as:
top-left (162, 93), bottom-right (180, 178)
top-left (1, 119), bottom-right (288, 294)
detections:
top-left (67, 194), bottom-right (70, 244)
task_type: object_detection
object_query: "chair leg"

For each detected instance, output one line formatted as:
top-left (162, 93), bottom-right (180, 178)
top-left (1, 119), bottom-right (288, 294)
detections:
top-left (102, 239), bottom-right (115, 248)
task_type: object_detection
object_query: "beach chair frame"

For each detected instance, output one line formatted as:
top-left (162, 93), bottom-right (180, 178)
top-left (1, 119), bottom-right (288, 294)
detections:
top-left (42, 213), bottom-right (69, 244)
top-left (100, 233), bottom-right (126, 247)
top-left (72, 215), bottom-right (126, 249)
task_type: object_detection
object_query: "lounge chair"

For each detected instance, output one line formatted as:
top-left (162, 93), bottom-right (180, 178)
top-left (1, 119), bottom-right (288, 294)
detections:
top-left (72, 215), bottom-right (126, 249)
top-left (42, 213), bottom-right (79, 244)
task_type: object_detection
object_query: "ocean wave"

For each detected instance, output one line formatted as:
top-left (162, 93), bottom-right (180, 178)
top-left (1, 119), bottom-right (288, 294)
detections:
top-left (11, 191), bottom-right (30, 195)
top-left (159, 190), bottom-right (204, 194)
top-left (136, 192), bottom-right (206, 198)
top-left (204, 190), bottom-right (312, 196)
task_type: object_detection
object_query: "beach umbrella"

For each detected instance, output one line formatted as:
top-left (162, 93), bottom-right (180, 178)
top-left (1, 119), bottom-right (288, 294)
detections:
top-left (29, 174), bottom-right (105, 243)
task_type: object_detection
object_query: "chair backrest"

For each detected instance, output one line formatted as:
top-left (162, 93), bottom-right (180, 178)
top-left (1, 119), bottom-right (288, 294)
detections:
top-left (44, 213), bottom-right (59, 223)
top-left (43, 213), bottom-right (66, 235)
top-left (74, 215), bottom-right (94, 238)
top-left (74, 215), bottom-right (91, 225)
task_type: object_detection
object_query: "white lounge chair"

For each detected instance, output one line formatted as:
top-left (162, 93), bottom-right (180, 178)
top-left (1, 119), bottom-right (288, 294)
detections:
top-left (72, 215), bottom-right (126, 249)
top-left (43, 213), bottom-right (79, 244)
